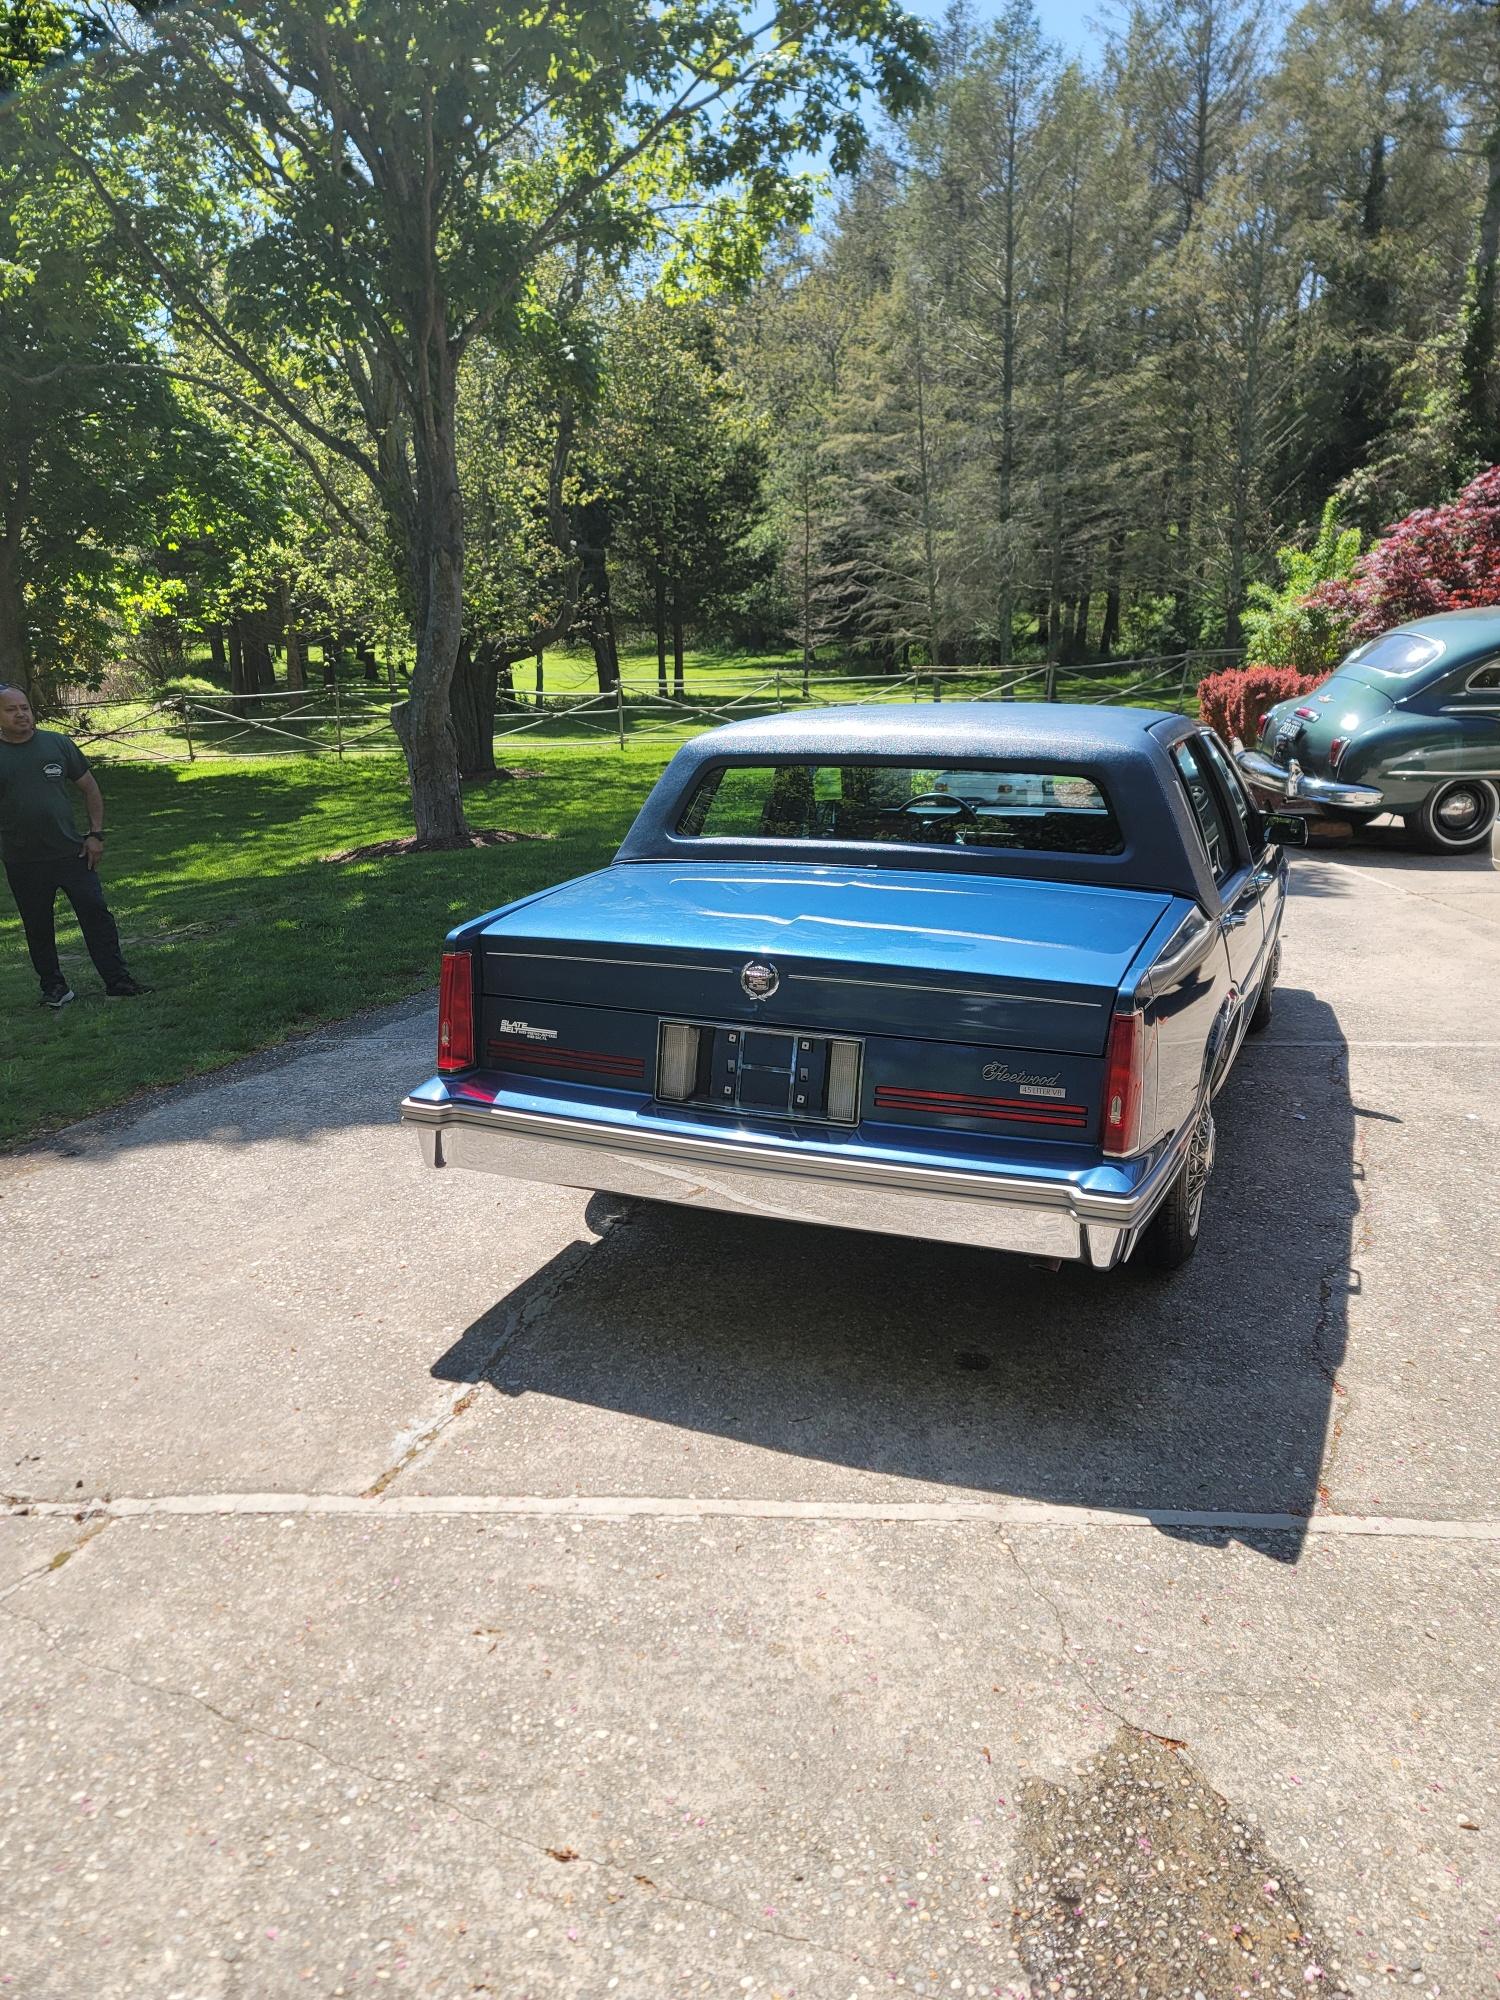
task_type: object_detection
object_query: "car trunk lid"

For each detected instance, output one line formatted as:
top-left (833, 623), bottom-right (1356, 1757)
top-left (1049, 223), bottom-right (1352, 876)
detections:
top-left (478, 861), bottom-right (1173, 1059)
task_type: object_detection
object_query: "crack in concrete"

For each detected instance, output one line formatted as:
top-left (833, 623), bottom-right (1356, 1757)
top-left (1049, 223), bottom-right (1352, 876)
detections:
top-left (996, 1544), bottom-right (1359, 1990)
top-left (0, 1515), bottom-right (112, 1603)
top-left (362, 1203), bottom-right (635, 1501)
top-left (0, 1591), bottom-right (850, 1966)
top-left (999, 1533), bottom-right (1184, 1749)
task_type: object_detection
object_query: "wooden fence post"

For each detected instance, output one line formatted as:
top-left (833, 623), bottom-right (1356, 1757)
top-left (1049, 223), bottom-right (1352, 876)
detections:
top-left (333, 679), bottom-right (344, 759)
top-left (615, 677), bottom-right (626, 750)
top-left (180, 695), bottom-right (195, 762)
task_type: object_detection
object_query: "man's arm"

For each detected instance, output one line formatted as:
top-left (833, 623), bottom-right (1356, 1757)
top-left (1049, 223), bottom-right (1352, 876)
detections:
top-left (73, 772), bottom-right (106, 868)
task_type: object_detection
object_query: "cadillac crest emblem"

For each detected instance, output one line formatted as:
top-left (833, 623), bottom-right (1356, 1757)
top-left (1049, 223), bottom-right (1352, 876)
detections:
top-left (740, 959), bottom-right (780, 1000)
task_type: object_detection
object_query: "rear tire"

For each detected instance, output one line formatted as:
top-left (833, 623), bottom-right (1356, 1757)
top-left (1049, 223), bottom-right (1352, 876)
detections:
top-left (1137, 1106), bottom-right (1213, 1273)
top-left (1403, 779), bottom-right (1498, 854)
top-left (1247, 941), bottom-right (1280, 1035)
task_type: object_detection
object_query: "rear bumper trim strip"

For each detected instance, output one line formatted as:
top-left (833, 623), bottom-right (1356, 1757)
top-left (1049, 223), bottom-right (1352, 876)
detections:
top-left (1234, 747), bottom-right (1384, 812)
top-left (399, 1092), bottom-right (1198, 1268)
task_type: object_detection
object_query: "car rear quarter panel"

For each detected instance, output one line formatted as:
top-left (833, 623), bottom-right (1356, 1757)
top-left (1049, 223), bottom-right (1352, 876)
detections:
top-left (1138, 907), bottom-right (1235, 1147)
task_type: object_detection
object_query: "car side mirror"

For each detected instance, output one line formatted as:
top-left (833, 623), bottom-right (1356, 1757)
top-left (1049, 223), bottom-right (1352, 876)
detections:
top-left (1262, 810), bottom-right (1309, 848)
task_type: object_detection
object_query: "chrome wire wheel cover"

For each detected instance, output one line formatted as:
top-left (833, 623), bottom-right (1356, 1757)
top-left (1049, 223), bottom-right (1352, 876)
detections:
top-left (1185, 1106), bottom-right (1215, 1235)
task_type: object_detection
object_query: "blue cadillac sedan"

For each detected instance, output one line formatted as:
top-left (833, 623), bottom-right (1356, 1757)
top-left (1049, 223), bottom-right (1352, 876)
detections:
top-left (401, 705), bottom-right (1305, 1273)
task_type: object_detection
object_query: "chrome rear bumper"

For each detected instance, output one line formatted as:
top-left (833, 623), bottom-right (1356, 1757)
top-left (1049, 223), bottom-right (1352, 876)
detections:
top-left (1234, 747), bottom-right (1384, 814)
top-left (399, 1094), bottom-right (1198, 1269)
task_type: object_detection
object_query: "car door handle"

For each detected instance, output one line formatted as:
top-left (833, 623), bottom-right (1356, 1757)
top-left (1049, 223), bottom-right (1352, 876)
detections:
top-left (1220, 910), bottom-right (1250, 931)
top-left (1249, 868), bottom-right (1277, 889)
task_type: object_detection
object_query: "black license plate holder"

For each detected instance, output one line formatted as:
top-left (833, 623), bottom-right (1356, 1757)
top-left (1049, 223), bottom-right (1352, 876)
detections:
top-left (658, 1019), bottom-right (862, 1125)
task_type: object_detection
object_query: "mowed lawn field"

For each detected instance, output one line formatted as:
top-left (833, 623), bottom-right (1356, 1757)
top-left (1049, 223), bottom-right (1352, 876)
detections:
top-left (0, 743), bottom-right (676, 1150)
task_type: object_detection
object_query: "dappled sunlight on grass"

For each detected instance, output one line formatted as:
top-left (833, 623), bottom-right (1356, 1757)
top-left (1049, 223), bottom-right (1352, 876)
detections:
top-left (0, 743), bottom-right (675, 1148)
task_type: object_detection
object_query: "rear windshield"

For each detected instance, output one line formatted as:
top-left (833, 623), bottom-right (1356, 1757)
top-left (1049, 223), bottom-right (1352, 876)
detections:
top-left (1341, 631), bottom-right (1442, 681)
top-left (675, 761), bottom-right (1123, 855)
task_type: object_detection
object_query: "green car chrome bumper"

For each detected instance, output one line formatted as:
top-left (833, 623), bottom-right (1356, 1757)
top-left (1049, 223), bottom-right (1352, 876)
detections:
top-left (1235, 747), bottom-right (1385, 815)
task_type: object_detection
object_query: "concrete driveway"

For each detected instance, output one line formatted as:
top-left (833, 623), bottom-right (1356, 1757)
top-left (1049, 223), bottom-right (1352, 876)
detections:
top-left (3, 829), bottom-right (1498, 2000)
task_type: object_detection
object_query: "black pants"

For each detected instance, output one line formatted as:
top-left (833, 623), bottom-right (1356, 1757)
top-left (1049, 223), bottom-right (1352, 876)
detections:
top-left (4, 852), bottom-right (130, 993)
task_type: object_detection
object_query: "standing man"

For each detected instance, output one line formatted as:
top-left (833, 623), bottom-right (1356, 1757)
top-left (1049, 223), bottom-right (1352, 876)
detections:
top-left (0, 683), bottom-right (149, 1007)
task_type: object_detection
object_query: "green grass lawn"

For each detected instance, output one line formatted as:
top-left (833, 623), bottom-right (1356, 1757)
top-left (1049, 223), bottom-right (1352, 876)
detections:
top-left (0, 742), bottom-right (675, 1150)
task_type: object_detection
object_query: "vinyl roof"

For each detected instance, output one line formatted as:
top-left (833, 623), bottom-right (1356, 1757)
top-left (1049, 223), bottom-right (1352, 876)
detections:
top-left (664, 700), bottom-right (1179, 767)
top-left (614, 701), bottom-right (1222, 903)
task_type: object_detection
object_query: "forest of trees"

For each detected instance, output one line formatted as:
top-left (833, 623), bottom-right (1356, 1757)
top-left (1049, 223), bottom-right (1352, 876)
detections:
top-left (8, 0), bottom-right (1500, 839)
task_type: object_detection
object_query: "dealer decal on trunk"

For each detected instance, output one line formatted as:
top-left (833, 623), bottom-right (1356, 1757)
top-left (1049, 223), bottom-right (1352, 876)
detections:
top-left (981, 1061), bottom-right (1067, 1100)
top-left (497, 1019), bottom-right (558, 1042)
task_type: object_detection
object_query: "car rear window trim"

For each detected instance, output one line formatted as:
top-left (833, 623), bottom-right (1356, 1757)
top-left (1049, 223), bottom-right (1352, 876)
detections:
top-left (675, 757), bottom-right (1125, 857)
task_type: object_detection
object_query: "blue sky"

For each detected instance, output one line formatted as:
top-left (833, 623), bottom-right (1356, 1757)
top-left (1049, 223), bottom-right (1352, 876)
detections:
top-left (910, 0), bottom-right (1116, 63)
top-left (1021, 0), bottom-right (1112, 59)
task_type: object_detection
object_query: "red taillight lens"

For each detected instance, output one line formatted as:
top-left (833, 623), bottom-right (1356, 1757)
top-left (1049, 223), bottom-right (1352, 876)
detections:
top-left (1294, 706), bottom-right (1319, 720)
top-left (1102, 1011), bottom-right (1146, 1158)
top-left (437, 950), bottom-right (476, 1074)
top-left (1329, 736), bottom-right (1346, 769)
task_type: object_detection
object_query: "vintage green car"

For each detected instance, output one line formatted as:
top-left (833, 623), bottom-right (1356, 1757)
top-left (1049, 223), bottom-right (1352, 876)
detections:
top-left (1235, 608), bottom-right (1500, 853)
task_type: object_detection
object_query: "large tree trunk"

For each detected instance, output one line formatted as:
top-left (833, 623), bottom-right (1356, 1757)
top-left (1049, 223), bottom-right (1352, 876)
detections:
top-left (283, 630), bottom-right (307, 690)
top-left (227, 619), bottom-right (249, 697)
top-left (450, 634), bottom-right (496, 779)
top-left (572, 498), bottom-right (619, 693)
top-left (800, 478), bottom-right (814, 697)
top-left (206, 624), bottom-right (227, 678)
top-left (1100, 531), bottom-right (1123, 656)
top-left (671, 591), bottom-right (685, 699)
top-left (1458, 117), bottom-right (1500, 467)
top-left (392, 438), bottom-right (469, 845)
top-left (654, 571), bottom-right (668, 698)
top-left (242, 613), bottom-right (276, 694)
top-left (0, 446), bottom-right (34, 693)
top-left (0, 534), bottom-right (32, 693)
top-left (1073, 578), bottom-right (1092, 661)
top-left (284, 625), bottom-right (307, 691)
top-left (586, 558), bottom-right (619, 694)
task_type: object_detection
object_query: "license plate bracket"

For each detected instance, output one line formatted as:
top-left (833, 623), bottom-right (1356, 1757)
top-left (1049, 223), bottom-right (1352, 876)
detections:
top-left (657, 1019), bottom-right (862, 1125)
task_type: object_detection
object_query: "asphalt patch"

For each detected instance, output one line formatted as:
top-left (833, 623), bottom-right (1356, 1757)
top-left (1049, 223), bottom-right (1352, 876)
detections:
top-left (1011, 1726), bottom-right (1350, 1998)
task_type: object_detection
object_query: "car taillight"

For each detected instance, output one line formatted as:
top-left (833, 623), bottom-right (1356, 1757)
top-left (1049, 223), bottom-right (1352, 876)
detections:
top-left (1102, 1011), bottom-right (1147, 1158)
top-left (437, 950), bottom-right (476, 1073)
top-left (1329, 736), bottom-right (1346, 769)
top-left (1295, 706), bottom-right (1319, 720)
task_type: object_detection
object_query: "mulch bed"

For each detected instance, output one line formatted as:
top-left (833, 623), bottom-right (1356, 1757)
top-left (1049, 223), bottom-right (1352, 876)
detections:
top-left (321, 828), bottom-right (553, 864)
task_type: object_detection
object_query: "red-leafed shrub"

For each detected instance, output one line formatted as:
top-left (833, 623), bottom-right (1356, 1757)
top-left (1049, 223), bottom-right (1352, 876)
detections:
top-left (1306, 463), bottom-right (1500, 638)
top-left (1197, 664), bottom-right (1327, 745)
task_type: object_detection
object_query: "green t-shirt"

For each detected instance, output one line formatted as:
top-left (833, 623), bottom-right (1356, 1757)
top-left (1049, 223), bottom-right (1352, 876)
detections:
top-left (0, 730), bottom-right (91, 863)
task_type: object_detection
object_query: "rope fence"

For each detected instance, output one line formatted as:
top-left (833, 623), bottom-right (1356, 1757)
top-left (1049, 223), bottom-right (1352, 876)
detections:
top-left (54, 651), bottom-right (1241, 763)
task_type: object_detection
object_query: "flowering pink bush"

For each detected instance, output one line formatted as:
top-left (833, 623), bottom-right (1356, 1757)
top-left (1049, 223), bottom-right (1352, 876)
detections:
top-left (1306, 464), bottom-right (1500, 639)
top-left (1197, 664), bottom-right (1327, 744)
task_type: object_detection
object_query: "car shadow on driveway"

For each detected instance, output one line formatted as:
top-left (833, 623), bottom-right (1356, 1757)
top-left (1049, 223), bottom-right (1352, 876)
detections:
top-left (1294, 820), bottom-right (1497, 884)
top-left (431, 989), bottom-right (1357, 1565)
